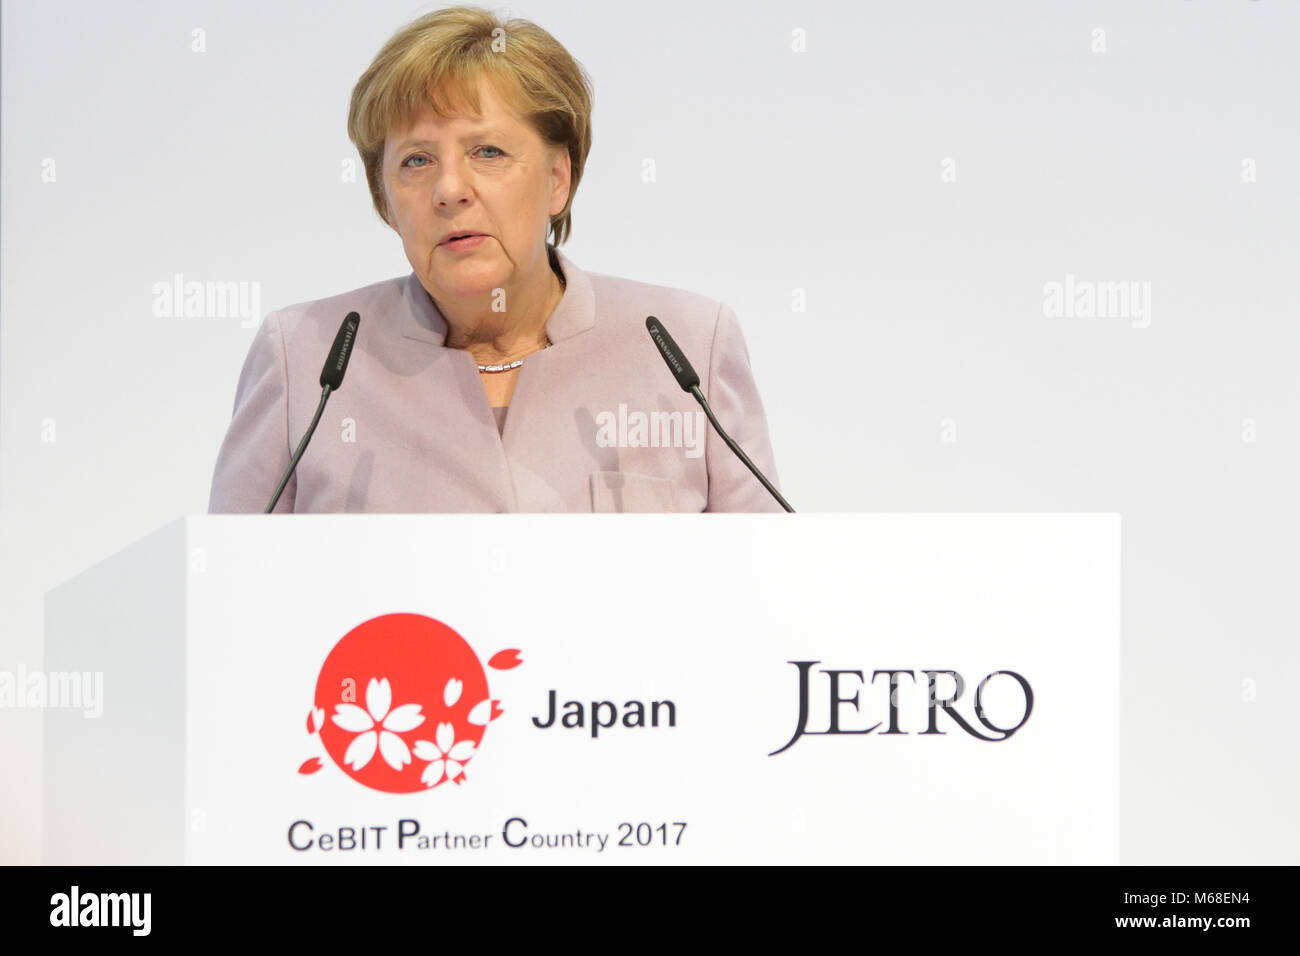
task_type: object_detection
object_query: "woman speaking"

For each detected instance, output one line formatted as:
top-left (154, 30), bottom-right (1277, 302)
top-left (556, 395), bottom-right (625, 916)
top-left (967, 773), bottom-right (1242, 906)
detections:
top-left (208, 6), bottom-right (784, 513)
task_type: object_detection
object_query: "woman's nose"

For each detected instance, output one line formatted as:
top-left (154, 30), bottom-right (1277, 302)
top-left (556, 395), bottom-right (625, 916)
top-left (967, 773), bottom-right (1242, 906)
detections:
top-left (433, 161), bottom-right (473, 206)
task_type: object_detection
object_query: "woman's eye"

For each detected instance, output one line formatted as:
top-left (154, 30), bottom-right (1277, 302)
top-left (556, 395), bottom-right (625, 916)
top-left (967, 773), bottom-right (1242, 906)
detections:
top-left (401, 147), bottom-right (502, 167)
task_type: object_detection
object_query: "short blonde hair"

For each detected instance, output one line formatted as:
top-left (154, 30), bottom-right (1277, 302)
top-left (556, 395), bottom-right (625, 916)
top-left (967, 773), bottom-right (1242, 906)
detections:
top-left (347, 6), bottom-right (594, 246)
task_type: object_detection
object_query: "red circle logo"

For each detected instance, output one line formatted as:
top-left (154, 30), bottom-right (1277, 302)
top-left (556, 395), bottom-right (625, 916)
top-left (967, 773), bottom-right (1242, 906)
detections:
top-left (299, 613), bottom-right (521, 793)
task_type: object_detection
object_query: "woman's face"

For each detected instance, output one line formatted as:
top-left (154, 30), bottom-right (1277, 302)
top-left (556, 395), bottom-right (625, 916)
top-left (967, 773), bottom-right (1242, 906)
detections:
top-left (381, 78), bottom-right (570, 307)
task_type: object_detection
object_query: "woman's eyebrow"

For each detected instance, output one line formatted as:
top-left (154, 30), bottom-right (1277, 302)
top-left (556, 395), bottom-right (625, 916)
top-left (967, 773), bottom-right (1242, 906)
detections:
top-left (392, 128), bottom-right (510, 149)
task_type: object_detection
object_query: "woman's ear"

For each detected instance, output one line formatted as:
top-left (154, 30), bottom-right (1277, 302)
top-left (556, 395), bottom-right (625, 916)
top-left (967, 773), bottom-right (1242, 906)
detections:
top-left (549, 146), bottom-right (572, 217)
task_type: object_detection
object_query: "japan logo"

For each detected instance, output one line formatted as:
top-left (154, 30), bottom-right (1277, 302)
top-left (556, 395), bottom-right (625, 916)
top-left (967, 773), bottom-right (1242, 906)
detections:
top-left (297, 613), bottom-right (522, 794)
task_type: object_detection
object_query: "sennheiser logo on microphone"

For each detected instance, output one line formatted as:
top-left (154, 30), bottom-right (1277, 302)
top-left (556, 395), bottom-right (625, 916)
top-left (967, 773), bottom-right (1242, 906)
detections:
top-left (650, 330), bottom-right (683, 376)
top-left (333, 319), bottom-right (358, 375)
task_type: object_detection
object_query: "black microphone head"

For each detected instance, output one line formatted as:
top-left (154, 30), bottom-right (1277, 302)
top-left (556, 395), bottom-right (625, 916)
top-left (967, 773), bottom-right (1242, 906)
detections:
top-left (320, 311), bottom-right (361, 390)
top-left (645, 315), bottom-right (700, 392)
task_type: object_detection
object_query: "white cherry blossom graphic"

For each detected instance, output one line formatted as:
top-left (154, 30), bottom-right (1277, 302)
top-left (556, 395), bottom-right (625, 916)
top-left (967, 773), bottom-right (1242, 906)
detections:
top-left (444, 677), bottom-right (463, 707)
top-left (330, 677), bottom-right (425, 771)
top-left (413, 720), bottom-right (478, 788)
top-left (300, 614), bottom-right (522, 792)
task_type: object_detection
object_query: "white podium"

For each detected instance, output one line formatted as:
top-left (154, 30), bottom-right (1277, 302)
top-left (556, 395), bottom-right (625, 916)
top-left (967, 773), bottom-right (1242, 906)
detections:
top-left (44, 514), bottom-right (1119, 864)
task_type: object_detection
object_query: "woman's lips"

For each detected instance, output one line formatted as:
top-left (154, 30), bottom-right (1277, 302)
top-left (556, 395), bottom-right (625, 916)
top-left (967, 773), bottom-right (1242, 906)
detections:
top-left (439, 234), bottom-right (488, 251)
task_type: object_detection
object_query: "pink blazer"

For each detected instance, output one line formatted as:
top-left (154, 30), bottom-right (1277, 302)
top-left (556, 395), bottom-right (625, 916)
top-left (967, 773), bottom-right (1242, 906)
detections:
top-left (207, 247), bottom-right (784, 513)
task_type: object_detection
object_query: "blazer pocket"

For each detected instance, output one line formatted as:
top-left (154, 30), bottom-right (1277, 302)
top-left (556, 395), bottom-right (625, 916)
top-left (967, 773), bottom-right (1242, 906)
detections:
top-left (589, 471), bottom-right (677, 513)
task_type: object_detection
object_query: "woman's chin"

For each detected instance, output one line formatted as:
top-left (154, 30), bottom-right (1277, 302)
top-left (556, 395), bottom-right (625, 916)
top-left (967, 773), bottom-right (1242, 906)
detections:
top-left (425, 268), bottom-right (506, 302)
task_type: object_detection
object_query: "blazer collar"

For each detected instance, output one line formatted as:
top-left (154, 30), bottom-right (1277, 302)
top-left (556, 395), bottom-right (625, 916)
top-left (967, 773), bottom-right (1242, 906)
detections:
top-left (401, 244), bottom-right (595, 347)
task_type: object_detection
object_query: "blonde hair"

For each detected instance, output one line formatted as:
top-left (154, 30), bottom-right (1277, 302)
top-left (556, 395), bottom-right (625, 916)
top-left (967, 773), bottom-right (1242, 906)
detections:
top-left (347, 6), bottom-right (594, 245)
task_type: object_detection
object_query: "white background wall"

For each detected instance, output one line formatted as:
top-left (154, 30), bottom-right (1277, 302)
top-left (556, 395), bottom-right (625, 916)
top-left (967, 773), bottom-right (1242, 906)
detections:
top-left (2, 0), bottom-right (1296, 864)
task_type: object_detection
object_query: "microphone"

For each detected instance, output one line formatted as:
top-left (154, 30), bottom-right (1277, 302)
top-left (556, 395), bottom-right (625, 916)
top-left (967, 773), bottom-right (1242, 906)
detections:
top-left (265, 311), bottom-right (361, 512)
top-left (645, 315), bottom-right (794, 512)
